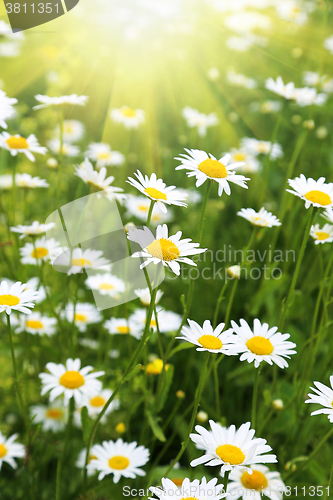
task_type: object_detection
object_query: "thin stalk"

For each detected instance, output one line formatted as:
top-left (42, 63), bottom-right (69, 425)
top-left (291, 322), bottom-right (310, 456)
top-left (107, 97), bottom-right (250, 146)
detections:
top-left (146, 200), bottom-right (156, 226)
top-left (160, 351), bottom-right (210, 480)
top-left (324, 463), bottom-right (333, 500)
top-left (55, 397), bottom-right (75, 500)
top-left (284, 427), bottom-right (333, 483)
top-left (223, 471), bottom-right (230, 494)
top-left (83, 286), bottom-right (158, 487)
top-left (56, 109), bottom-right (64, 207)
top-left (259, 114), bottom-right (283, 206)
top-left (212, 280), bottom-right (228, 329)
top-left (213, 362), bottom-right (221, 420)
top-left (279, 206), bottom-right (316, 331)
top-left (179, 180), bottom-right (212, 331)
top-left (251, 368), bottom-right (260, 429)
top-left (6, 314), bottom-right (30, 437)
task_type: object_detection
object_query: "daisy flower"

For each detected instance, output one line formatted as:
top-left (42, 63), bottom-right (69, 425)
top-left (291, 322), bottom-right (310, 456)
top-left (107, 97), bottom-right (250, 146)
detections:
top-left (324, 35), bottom-right (333, 55)
top-left (177, 319), bottom-right (239, 354)
top-left (251, 100), bottom-right (282, 114)
top-left (237, 207), bottom-right (281, 228)
top-left (55, 119), bottom-right (85, 143)
top-left (82, 389), bottom-right (119, 419)
top-left (276, 1), bottom-right (313, 25)
top-left (287, 174), bottom-right (333, 209)
top-left (22, 277), bottom-right (47, 303)
top-left (190, 420), bottom-right (277, 475)
top-left (34, 94), bottom-right (88, 109)
top-left (134, 287), bottom-right (163, 306)
top-left (0, 174), bottom-right (13, 190)
top-left (74, 158), bottom-right (125, 203)
top-left (305, 375), bottom-right (333, 422)
top-left (323, 208), bottom-right (333, 224)
top-left (17, 312), bottom-right (56, 336)
top-left (64, 303), bottom-right (102, 332)
top-left (104, 318), bottom-right (142, 340)
top-left (0, 132), bottom-right (47, 162)
top-left (230, 318), bottom-right (297, 369)
top-left (175, 149), bottom-right (248, 197)
top-left (0, 432), bottom-right (25, 470)
top-left (15, 174), bottom-right (49, 189)
top-left (227, 464), bottom-right (287, 500)
top-left (30, 399), bottom-right (67, 432)
top-left (110, 106), bottom-right (145, 129)
top-left (48, 139), bottom-right (80, 157)
top-left (127, 170), bottom-right (187, 213)
top-left (226, 71), bottom-right (257, 89)
top-left (145, 358), bottom-right (170, 375)
top-left (128, 308), bottom-right (158, 334)
top-left (150, 477), bottom-right (225, 500)
top-left (240, 138), bottom-right (283, 159)
top-left (20, 237), bottom-right (61, 265)
top-left (39, 358), bottom-right (105, 406)
top-left (310, 223), bottom-right (333, 244)
top-left (85, 273), bottom-right (126, 297)
top-left (85, 143), bottom-right (125, 169)
top-left (0, 89), bottom-right (17, 129)
top-left (11, 221), bottom-right (55, 239)
top-left (87, 439), bottom-right (150, 482)
top-left (227, 149), bottom-right (261, 174)
top-left (0, 280), bottom-right (37, 315)
top-left (182, 107), bottom-right (219, 137)
top-left (128, 224), bottom-right (206, 276)
top-left (56, 247), bottom-right (110, 276)
top-left (75, 446), bottom-right (100, 475)
top-left (125, 195), bottom-right (172, 225)
top-left (293, 87), bottom-right (327, 107)
top-left (265, 76), bottom-right (296, 100)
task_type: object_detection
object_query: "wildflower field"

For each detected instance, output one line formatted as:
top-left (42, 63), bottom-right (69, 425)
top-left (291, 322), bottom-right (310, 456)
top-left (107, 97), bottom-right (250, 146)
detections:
top-left (1, 0), bottom-right (333, 499)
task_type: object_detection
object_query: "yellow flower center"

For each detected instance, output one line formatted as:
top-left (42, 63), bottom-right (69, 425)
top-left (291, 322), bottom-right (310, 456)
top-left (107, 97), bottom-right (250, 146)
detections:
top-left (72, 258), bottom-right (92, 267)
top-left (117, 326), bottom-right (130, 334)
top-left (116, 422), bottom-right (126, 433)
top-left (150, 319), bottom-right (156, 328)
top-left (31, 247), bottom-right (48, 259)
top-left (26, 320), bottom-right (43, 330)
top-left (233, 153), bottom-right (246, 161)
top-left (138, 205), bottom-right (148, 211)
top-left (216, 444), bottom-right (245, 465)
top-left (88, 455), bottom-right (97, 464)
top-left (180, 498), bottom-right (199, 500)
top-left (198, 335), bottom-right (222, 350)
top-left (46, 409), bottom-right (64, 420)
top-left (0, 444), bottom-right (7, 458)
top-left (108, 455), bottom-right (130, 470)
top-left (145, 187), bottom-right (167, 201)
top-left (6, 136), bottom-right (29, 149)
top-left (146, 238), bottom-right (180, 261)
top-left (241, 470), bottom-right (268, 491)
top-left (0, 294), bottom-right (19, 306)
top-left (122, 107), bottom-right (137, 118)
top-left (316, 231), bottom-right (330, 241)
top-left (145, 359), bottom-right (168, 375)
top-left (256, 142), bottom-right (269, 153)
top-left (198, 158), bottom-right (227, 178)
top-left (97, 152), bottom-right (111, 160)
top-left (99, 283), bottom-right (114, 290)
top-left (90, 396), bottom-right (106, 408)
top-left (305, 190), bottom-right (331, 206)
top-left (246, 336), bottom-right (273, 355)
top-left (74, 313), bottom-right (87, 322)
top-left (59, 370), bottom-right (85, 389)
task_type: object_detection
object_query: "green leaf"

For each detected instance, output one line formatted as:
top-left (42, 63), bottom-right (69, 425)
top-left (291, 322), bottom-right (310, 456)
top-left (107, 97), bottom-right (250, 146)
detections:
top-left (81, 406), bottom-right (91, 444)
top-left (168, 343), bottom-right (193, 359)
top-left (156, 365), bottom-right (174, 413)
top-left (123, 364), bottom-right (142, 383)
top-left (146, 411), bottom-right (166, 442)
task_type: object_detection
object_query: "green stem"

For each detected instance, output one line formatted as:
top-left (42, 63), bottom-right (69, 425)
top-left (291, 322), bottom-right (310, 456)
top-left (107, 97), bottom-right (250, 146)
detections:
top-left (83, 286), bottom-right (158, 488)
top-left (56, 109), bottom-right (64, 208)
top-left (212, 280), bottom-right (228, 329)
top-left (251, 368), bottom-right (260, 429)
top-left (260, 114), bottom-right (283, 206)
top-left (223, 471), bottom-right (230, 494)
top-left (146, 200), bottom-right (156, 226)
top-left (55, 397), bottom-right (74, 500)
top-left (179, 180), bottom-right (211, 331)
top-left (160, 351), bottom-right (210, 480)
top-left (6, 314), bottom-right (30, 437)
top-left (284, 427), bottom-right (333, 482)
top-left (324, 462), bottom-right (333, 500)
top-left (213, 362), bottom-right (221, 420)
top-left (279, 206), bottom-right (316, 331)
